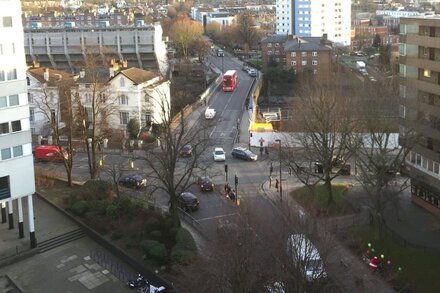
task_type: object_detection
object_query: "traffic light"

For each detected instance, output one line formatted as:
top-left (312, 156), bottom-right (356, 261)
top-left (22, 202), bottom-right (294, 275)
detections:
top-left (234, 174), bottom-right (238, 185)
top-left (225, 164), bottom-right (228, 173)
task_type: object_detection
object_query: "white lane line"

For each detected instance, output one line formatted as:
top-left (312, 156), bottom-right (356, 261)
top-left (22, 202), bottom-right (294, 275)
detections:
top-left (209, 125), bottom-right (217, 138)
top-left (196, 212), bottom-right (240, 222)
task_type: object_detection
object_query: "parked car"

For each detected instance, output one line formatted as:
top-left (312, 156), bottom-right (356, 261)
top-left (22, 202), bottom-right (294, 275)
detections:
top-left (118, 174), bottom-right (147, 189)
top-left (197, 176), bottom-right (214, 192)
top-left (33, 145), bottom-right (69, 162)
top-left (287, 234), bottom-right (327, 281)
top-left (180, 144), bottom-right (193, 157)
top-left (213, 147), bottom-right (226, 162)
top-left (205, 108), bottom-right (216, 119)
top-left (231, 147), bottom-right (257, 161)
top-left (178, 192), bottom-right (200, 212)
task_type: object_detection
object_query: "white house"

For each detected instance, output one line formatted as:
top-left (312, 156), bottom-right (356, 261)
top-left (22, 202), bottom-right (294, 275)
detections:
top-left (28, 66), bottom-right (171, 137)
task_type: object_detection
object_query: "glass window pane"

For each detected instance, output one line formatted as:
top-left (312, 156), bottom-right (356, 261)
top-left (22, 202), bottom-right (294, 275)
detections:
top-left (11, 120), bottom-right (21, 132)
top-left (0, 96), bottom-right (6, 107)
top-left (0, 122), bottom-right (9, 134)
top-left (1, 148), bottom-right (11, 160)
top-left (2, 16), bottom-right (12, 27)
top-left (7, 69), bottom-right (16, 80)
top-left (9, 95), bottom-right (18, 106)
top-left (13, 145), bottom-right (23, 157)
top-left (0, 70), bottom-right (5, 81)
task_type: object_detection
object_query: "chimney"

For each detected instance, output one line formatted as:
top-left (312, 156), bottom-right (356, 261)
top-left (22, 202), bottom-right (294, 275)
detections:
top-left (79, 69), bottom-right (85, 79)
top-left (43, 68), bottom-right (49, 81)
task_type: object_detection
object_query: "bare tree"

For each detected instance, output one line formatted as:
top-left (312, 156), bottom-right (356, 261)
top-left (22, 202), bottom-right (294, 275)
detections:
top-left (189, 36), bottom-right (212, 63)
top-left (351, 84), bottom-right (417, 239)
top-left (284, 81), bottom-right (358, 204)
top-left (103, 158), bottom-right (125, 201)
top-left (235, 12), bottom-right (258, 52)
top-left (74, 54), bottom-right (117, 180)
top-left (34, 76), bottom-right (76, 186)
top-left (141, 84), bottom-right (210, 227)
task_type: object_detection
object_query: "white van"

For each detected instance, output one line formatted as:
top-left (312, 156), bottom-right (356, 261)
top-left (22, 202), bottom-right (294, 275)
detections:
top-left (287, 234), bottom-right (327, 281)
top-left (205, 108), bottom-right (216, 119)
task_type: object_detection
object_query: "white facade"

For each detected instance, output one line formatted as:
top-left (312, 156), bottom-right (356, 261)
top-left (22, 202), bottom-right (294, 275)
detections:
top-left (0, 0), bottom-right (36, 200)
top-left (0, 0), bottom-right (37, 247)
top-left (276, 0), bottom-right (351, 46)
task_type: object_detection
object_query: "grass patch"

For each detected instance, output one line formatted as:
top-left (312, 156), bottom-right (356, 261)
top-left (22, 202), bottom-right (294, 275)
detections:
top-left (343, 225), bottom-right (440, 293)
top-left (293, 183), bottom-right (354, 217)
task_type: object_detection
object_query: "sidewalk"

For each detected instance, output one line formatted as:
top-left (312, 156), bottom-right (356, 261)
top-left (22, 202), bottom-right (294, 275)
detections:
top-left (261, 177), bottom-right (396, 293)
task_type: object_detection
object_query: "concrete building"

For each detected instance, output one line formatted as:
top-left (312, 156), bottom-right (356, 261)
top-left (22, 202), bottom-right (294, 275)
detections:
top-left (23, 23), bottom-right (168, 76)
top-left (260, 34), bottom-right (332, 80)
top-left (276, 0), bottom-right (351, 46)
top-left (0, 0), bottom-right (37, 248)
top-left (399, 16), bottom-right (440, 215)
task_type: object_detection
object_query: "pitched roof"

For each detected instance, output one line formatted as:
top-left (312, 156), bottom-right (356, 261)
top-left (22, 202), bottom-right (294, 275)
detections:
top-left (284, 37), bottom-right (332, 52)
top-left (116, 67), bottom-right (158, 85)
top-left (27, 67), bottom-right (73, 86)
top-left (261, 34), bottom-right (288, 44)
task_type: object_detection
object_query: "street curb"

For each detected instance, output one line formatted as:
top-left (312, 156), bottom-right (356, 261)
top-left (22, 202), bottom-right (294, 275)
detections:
top-left (0, 249), bottom-right (37, 270)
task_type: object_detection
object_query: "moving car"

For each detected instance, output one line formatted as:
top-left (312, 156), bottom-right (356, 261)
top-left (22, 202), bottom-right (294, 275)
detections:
top-left (231, 147), bottom-right (258, 161)
top-left (248, 68), bottom-right (257, 77)
top-left (216, 48), bottom-right (224, 57)
top-left (213, 147), bottom-right (226, 162)
top-left (33, 145), bottom-right (68, 162)
top-left (205, 108), bottom-right (216, 119)
top-left (180, 144), bottom-right (193, 157)
top-left (197, 176), bottom-right (214, 192)
top-left (287, 234), bottom-right (327, 281)
top-left (118, 174), bottom-right (147, 189)
top-left (178, 192), bottom-right (200, 212)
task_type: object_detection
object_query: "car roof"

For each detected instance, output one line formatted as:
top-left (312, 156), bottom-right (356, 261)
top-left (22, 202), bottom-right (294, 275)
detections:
top-left (181, 192), bottom-right (197, 200)
top-left (288, 234), bottom-right (321, 260)
top-left (233, 147), bottom-right (246, 151)
top-left (214, 148), bottom-right (224, 152)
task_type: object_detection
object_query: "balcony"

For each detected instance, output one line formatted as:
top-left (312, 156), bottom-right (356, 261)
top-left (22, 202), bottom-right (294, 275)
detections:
top-left (400, 56), bottom-right (440, 72)
top-left (406, 78), bottom-right (440, 96)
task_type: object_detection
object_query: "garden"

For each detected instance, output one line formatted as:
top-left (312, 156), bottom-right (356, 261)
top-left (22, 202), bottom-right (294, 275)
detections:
top-left (35, 168), bottom-right (197, 273)
top-left (291, 183), bottom-right (440, 292)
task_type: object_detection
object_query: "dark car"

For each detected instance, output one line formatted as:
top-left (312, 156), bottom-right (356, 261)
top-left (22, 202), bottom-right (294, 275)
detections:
top-left (180, 144), bottom-right (193, 157)
top-left (197, 176), bottom-right (214, 192)
top-left (178, 192), bottom-right (200, 212)
top-left (118, 174), bottom-right (147, 189)
top-left (231, 147), bottom-right (258, 161)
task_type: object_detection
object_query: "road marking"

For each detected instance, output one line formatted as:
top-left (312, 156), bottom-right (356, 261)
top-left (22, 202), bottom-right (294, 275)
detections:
top-left (196, 212), bottom-right (240, 222)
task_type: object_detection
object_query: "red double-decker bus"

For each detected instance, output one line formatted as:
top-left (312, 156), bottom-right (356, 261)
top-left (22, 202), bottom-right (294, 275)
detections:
top-left (222, 70), bottom-right (238, 92)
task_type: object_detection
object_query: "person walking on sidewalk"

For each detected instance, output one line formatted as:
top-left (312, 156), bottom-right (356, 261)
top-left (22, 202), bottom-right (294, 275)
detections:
top-left (275, 179), bottom-right (279, 192)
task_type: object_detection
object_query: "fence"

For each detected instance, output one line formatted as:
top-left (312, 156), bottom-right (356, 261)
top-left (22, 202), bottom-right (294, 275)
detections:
top-left (90, 249), bottom-right (136, 283)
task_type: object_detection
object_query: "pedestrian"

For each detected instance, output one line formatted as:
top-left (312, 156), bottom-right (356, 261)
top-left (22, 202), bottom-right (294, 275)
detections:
top-left (260, 147), bottom-right (263, 155)
top-left (275, 179), bottom-right (279, 192)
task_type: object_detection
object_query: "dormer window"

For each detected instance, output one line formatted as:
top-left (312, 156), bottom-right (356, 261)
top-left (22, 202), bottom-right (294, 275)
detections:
top-left (120, 77), bottom-right (125, 87)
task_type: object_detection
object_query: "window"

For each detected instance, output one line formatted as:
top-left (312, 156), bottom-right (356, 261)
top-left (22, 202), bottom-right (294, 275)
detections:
top-left (267, 50), bottom-right (273, 55)
top-left (9, 95), bottom-right (18, 106)
top-left (422, 157), bottom-right (428, 169)
top-left (145, 113), bottom-right (151, 126)
top-left (119, 95), bottom-right (128, 105)
top-left (399, 105), bottom-right (406, 118)
top-left (424, 69), bottom-right (431, 77)
top-left (120, 112), bottom-right (129, 124)
top-left (0, 122), bottom-right (8, 134)
top-left (312, 51), bottom-right (318, 57)
top-left (30, 109), bottom-right (35, 122)
top-left (12, 43), bottom-right (15, 54)
top-left (2, 16), bottom-right (12, 27)
top-left (13, 145), bottom-right (23, 157)
top-left (301, 52), bottom-right (307, 57)
top-left (120, 78), bottom-right (125, 87)
top-left (0, 176), bottom-right (10, 200)
top-left (434, 162), bottom-right (440, 174)
top-left (291, 61), bottom-right (297, 66)
top-left (1, 148), bottom-right (11, 160)
top-left (267, 43), bottom-right (272, 48)
top-left (28, 93), bottom-right (33, 103)
top-left (49, 92), bottom-right (55, 103)
top-left (7, 69), bottom-right (16, 80)
top-left (312, 60), bottom-right (318, 66)
top-left (291, 52), bottom-right (296, 57)
top-left (11, 120), bottom-right (21, 132)
top-left (0, 70), bottom-right (4, 81)
top-left (0, 96), bottom-right (6, 107)
top-left (301, 60), bottom-right (307, 66)
top-left (416, 154), bottom-right (422, 166)
top-left (85, 93), bottom-right (92, 104)
top-left (275, 50), bottom-right (279, 55)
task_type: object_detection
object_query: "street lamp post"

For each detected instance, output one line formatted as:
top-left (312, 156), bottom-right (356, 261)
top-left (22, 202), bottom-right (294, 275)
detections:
top-left (275, 139), bottom-right (282, 202)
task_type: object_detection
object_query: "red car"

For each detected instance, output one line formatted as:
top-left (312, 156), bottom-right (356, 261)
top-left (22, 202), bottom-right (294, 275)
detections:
top-left (33, 145), bottom-right (68, 162)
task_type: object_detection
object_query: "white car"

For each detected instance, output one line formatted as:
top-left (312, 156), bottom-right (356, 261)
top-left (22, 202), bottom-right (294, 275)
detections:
top-left (205, 108), bottom-right (216, 119)
top-left (213, 147), bottom-right (226, 161)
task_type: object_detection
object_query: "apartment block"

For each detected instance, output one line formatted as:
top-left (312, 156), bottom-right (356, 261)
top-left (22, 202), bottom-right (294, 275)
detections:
top-left (399, 16), bottom-right (440, 215)
top-left (0, 0), bottom-right (37, 247)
